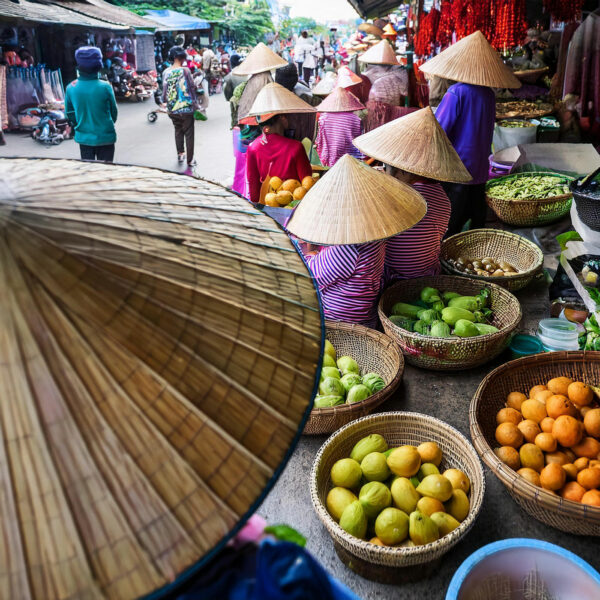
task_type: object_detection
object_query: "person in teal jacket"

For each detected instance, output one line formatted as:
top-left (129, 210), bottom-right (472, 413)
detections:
top-left (65, 47), bottom-right (118, 162)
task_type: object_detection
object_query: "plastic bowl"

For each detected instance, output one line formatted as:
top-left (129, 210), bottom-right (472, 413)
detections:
top-left (509, 334), bottom-right (544, 359)
top-left (446, 538), bottom-right (600, 600)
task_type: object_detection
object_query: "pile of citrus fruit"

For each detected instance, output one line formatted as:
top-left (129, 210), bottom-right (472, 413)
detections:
top-left (264, 174), bottom-right (318, 208)
top-left (493, 376), bottom-right (600, 506)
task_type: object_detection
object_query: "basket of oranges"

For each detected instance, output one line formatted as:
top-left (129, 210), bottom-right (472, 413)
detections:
top-left (470, 351), bottom-right (600, 536)
top-left (263, 174), bottom-right (319, 208)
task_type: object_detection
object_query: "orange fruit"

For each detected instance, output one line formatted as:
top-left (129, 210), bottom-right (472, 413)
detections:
top-left (540, 463), bottom-right (566, 491)
top-left (545, 451), bottom-right (568, 466)
top-left (369, 537), bottom-right (386, 546)
top-left (495, 423), bottom-right (524, 448)
top-left (496, 407), bottom-right (523, 426)
top-left (281, 179), bottom-right (301, 192)
top-left (293, 186), bottom-right (307, 200)
top-left (506, 391), bottom-right (527, 411)
top-left (521, 399), bottom-right (547, 424)
top-left (568, 382), bottom-right (594, 407)
top-left (563, 463), bottom-right (578, 480)
top-left (547, 377), bottom-right (574, 396)
top-left (518, 420), bottom-right (541, 443)
top-left (563, 448), bottom-right (577, 463)
top-left (572, 437), bottom-right (600, 459)
top-left (581, 489), bottom-right (600, 507)
top-left (590, 460), bottom-right (600, 469)
top-left (560, 481), bottom-right (586, 502)
top-left (517, 467), bottom-right (541, 486)
top-left (532, 389), bottom-right (554, 404)
top-left (552, 415), bottom-right (584, 448)
top-left (546, 395), bottom-right (578, 419)
top-left (301, 175), bottom-right (316, 190)
top-left (540, 417), bottom-right (555, 433)
top-left (494, 446), bottom-right (520, 470)
top-left (519, 443), bottom-right (544, 472)
top-left (534, 432), bottom-right (557, 453)
top-left (269, 176), bottom-right (283, 191)
top-left (584, 408), bottom-right (600, 438)
top-left (529, 384), bottom-right (548, 398)
top-left (577, 467), bottom-right (600, 490)
top-left (276, 190), bottom-right (294, 206)
top-left (264, 192), bottom-right (280, 206)
top-left (580, 405), bottom-right (595, 418)
top-left (574, 457), bottom-right (590, 471)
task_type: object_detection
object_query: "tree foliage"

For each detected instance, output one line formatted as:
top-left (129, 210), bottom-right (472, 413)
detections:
top-left (279, 16), bottom-right (330, 39)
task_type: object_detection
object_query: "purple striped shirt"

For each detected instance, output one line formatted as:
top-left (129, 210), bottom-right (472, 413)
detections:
top-left (384, 181), bottom-right (450, 284)
top-left (315, 112), bottom-right (363, 167)
top-left (306, 241), bottom-right (386, 327)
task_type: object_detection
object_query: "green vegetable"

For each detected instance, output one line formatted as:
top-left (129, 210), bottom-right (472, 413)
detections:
top-left (473, 323), bottom-right (499, 335)
top-left (264, 524), bottom-right (307, 547)
top-left (414, 320), bottom-right (431, 336)
top-left (478, 289), bottom-right (491, 308)
top-left (420, 287), bottom-right (442, 305)
top-left (340, 373), bottom-right (362, 393)
top-left (320, 366), bottom-right (341, 381)
top-left (362, 373), bottom-right (386, 393)
top-left (441, 307), bottom-right (476, 327)
top-left (442, 291), bottom-right (461, 303)
top-left (389, 315), bottom-right (417, 331)
top-left (391, 302), bottom-right (422, 319)
top-left (432, 300), bottom-right (445, 312)
top-left (498, 120), bottom-right (535, 128)
top-left (430, 320), bottom-right (451, 338)
top-left (417, 308), bottom-right (439, 324)
top-left (337, 356), bottom-right (360, 375)
top-left (454, 319), bottom-right (480, 338)
top-left (314, 395), bottom-right (345, 408)
top-left (448, 296), bottom-right (482, 312)
top-left (486, 174), bottom-right (572, 201)
top-left (319, 377), bottom-right (345, 396)
top-left (347, 384), bottom-right (372, 404)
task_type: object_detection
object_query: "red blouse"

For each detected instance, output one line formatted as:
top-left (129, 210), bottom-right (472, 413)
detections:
top-left (246, 133), bottom-right (312, 203)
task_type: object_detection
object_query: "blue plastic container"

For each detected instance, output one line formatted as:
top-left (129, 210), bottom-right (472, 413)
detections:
top-left (446, 538), bottom-right (600, 600)
top-left (509, 334), bottom-right (544, 359)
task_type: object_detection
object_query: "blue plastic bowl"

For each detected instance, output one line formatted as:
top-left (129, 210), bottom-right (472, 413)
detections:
top-left (446, 538), bottom-right (600, 600)
top-left (509, 334), bottom-right (544, 359)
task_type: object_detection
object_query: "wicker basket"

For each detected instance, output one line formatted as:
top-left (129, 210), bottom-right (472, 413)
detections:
top-left (304, 321), bottom-right (404, 435)
top-left (513, 66), bottom-right (550, 84)
top-left (440, 229), bottom-right (544, 292)
top-left (572, 186), bottom-right (600, 233)
top-left (485, 172), bottom-right (573, 227)
top-left (378, 275), bottom-right (521, 371)
top-left (470, 351), bottom-right (600, 536)
top-left (310, 412), bottom-right (485, 581)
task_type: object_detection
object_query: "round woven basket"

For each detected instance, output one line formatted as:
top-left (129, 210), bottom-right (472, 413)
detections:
top-left (378, 275), bottom-right (521, 371)
top-left (572, 187), bottom-right (600, 232)
top-left (305, 321), bottom-right (404, 435)
top-left (440, 229), bottom-right (544, 292)
top-left (310, 412), bottom-right (485, 581)
top-left (485, 172), bottom-right (573, 227)
top-left (470, 351), bottom-right (600, 536)
top-left (513, 66), bottom-right (549, 84)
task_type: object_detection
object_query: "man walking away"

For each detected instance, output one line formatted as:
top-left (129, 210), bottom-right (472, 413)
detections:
top-left (65, 46), bottom-right (117, 162)
top-left (162, 46), bottom-right (198, 167)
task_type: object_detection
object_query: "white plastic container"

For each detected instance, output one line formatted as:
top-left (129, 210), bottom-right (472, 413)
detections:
top-left (537, 318), bottom-right (580, 351)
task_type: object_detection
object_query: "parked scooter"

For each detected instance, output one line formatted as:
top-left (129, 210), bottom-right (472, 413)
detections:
top-left (107, 58), bottom-right (151, 102)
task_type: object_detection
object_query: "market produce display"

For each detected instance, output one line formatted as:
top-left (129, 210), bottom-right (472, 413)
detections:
top-left (494, 377), bottom-right (600, 507)
top-left (264, 174), bottom-right (319, 208)
top-left (581, 314), bottom-right (600, 351)
top-left (486, 174), bottom-right (571, 201)
top-left (315, 339), bottom-right (386, 409)
top-left (498, 120), bottom-right (535, 128)
top-left (326, 435), bottom-right (472, 546)
top-left (496, 100), bottom-right (554, 119)
top-left (387, 286), bottom-right (499, 338)
top-left (446, 256), bottom-right (519, 278)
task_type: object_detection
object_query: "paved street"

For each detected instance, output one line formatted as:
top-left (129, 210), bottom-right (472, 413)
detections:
top-left (0, 91), bottom-right (235, 187)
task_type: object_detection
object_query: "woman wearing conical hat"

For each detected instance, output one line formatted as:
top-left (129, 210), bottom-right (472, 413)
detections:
top-left (245, 82), bottom-right (315, 204)
top-left (286, 155), bottom-right (426, 327)
top-left (353, 107), bottom-right (471, 284)
top-left (419, 31), bottom-right (521, 236)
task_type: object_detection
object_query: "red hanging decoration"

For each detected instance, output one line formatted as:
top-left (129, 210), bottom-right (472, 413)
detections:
top-left (492, 0), bottom-right (527, 50)
top-left (437, 1), bottom-right (454, 48)
top-left (543, 0), bottom-right (584, 23)
top-left (413, 8), bottom-right (440, 57)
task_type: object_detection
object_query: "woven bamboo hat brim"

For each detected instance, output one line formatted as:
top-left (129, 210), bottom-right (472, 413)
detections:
top-left (232, 42), bottom-right (288, 75)
top-left (312, 74), bottom-right (336, 96)
top-left (358, 39), bottom-right (399, 65)
top-left (0, 158), bottom-right (322, 600)
top-left (358, 22), bottom-right (383, 37)
top-left (353, 107), bottom-right (473, 183)
top-left (336, 65), bottom-right (363, 88)
top-left (316, 86), bottom-right (365, 113)
top-left (286, 154), bottom-right (426, 245)
top-left (247, 81), bottom-right (317, 118)
top-left (419, 30), bottom-right (521, 89)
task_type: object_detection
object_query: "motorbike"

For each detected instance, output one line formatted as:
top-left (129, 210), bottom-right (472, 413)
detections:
top-left (107, 59), bottom-right (151, 102)
top-left (18, 106), bottom-right (72, 145)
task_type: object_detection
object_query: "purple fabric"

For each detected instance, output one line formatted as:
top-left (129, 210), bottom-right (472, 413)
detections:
top-left (232, 127), bottom-right (248, 197)
top-left (435, 83), bottom-right (495, 185)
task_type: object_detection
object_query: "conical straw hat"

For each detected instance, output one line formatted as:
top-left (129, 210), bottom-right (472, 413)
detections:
top-left (316, 86), bottom-right (365, 113)
top-left (358, 22), bottom-right (383, 37)
top-left (0, 158), bottom-right (321, 600)
top-left (358, 39), bottom-right (399, 65)
top-left (353, 107), bottom-right (472, 183)
top-left (419, 30), bottom-right (521, 88)
top-left (383, 23), bottom-right (397, 37)
top-left (232, 42), bottom-right (288, 75)
top-left (312, 73), bottom-right (336, 96)
top-left (247, 81), bottom-right (317, 118)
top-left (336, 65), bottom-right (362, 88)
top-left (286, 154), bottom-right (426, 245)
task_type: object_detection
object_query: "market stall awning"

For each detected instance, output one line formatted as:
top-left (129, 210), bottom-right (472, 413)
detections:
top-left (347, 0), bottom-right (402, 18)
top-left (0, 0), bottom-right (129, 28)
top-left (50, 0), bottom-right (158, 30)
top-left (144, 9), bottom-right (210, 31)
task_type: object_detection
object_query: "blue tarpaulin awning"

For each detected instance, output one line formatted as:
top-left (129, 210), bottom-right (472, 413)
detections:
top-left (144, 9), bottom-right (210, 31)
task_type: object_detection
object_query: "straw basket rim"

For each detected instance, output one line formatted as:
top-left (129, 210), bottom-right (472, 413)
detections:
top-left (310, 411), bottom-right (485, 564)
top-left (514, 66), bottom-right (550, 79)
top-left (485, 172), bottom-right (574, 204)
top-left (440, 229), bottom-right (544, 291)
top-left (469, 351), bottom-right (600, 527)
top-left (304, 321), bottom-right (404, 434)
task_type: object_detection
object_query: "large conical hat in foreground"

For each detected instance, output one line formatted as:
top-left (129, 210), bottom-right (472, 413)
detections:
top-left (358, 39), bottom-right (399, 65)
top-left (353, 107), bottom-right (472, 183)
top-left (419, 31), bottom-right (521, 89)
top-left (316, 86), bottom-right (365, 112)
top-left (0, 158), bottom-right (322, 600)
top-left (286, 155), bottom-right (426, 245)
top-left (232, 42), bottom-right (288, 75)
top-left (247, 81), bottom-right (317, 118)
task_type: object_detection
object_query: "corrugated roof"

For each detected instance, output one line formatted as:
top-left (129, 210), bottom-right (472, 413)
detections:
top-left (51, 0), bottom-right (158, 29)
top-left (347, 0), bottom-right (401, 18)
top-left (0, 0), bottom-right (129, 28)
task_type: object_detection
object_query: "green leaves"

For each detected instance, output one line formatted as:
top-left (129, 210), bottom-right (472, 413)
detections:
top-left (263, 524), bottom-right (307, 547)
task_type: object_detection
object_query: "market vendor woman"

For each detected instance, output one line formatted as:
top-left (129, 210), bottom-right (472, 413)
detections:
top-left (245, 82), bottom-right (315, 203)
top-left (286, 155), bottom-right (426, 327)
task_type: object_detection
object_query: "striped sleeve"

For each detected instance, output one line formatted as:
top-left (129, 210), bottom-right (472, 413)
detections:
top-left (308, 245), bottom-right (358, 288)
